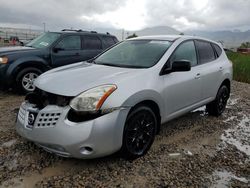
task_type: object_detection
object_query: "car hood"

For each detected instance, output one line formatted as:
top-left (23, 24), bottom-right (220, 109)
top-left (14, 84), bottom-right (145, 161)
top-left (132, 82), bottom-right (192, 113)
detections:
top-left (0, 46), bottom-right (36, 54)
top-left (35, 62), bottom-right (143, 96)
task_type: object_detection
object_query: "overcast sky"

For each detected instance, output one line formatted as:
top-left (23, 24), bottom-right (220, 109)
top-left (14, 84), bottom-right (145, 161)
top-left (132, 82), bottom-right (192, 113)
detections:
top-left (0, 0), bottom-right (250, 31)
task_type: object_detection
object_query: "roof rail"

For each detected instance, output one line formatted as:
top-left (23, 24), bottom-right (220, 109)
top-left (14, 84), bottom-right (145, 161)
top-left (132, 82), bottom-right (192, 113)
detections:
top-left (77, 29), bottom-right (88, 32)
top-left (62, 29), bottom-right (78, 32)
top-left (61, 29), bottom-right (112, 35)
top-left (61, 29), bottom-right (89, 32)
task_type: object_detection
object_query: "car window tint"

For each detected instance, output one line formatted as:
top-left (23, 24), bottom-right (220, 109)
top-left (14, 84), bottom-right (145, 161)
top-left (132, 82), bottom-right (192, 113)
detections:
top-left (212, 43), bottom-right (222, 57)
top-left (83, 36), bottom-right (102, 50)
top-left (102, 36), bottom-right (115, 49)
top-left (195, 40), bottom-right (216, 63)
top-left (171, 41), bottom-right (197, 66)
top-left (56, 36), bottom-right (81, 50)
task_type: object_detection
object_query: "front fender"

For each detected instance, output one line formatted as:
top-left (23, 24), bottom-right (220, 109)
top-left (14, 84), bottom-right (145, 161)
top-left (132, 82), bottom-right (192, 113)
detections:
top-left (122, 90), bottom-right (165, 116)
top-left (103, 89), bottom-right (165, 119)
top-left (6, 56), bottom-right (50, 77)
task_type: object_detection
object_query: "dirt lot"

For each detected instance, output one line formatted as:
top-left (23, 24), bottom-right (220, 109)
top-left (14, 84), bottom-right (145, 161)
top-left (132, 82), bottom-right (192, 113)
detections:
top-left (0, 81), bottom-right (249, 187)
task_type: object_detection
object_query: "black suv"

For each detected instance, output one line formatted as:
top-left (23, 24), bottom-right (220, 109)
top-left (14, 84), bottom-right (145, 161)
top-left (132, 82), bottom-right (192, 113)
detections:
top-left (0, 29), bottom-right (118, 93)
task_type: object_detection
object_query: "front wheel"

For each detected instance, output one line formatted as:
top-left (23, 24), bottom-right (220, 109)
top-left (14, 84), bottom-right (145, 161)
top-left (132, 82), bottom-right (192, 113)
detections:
top-left (16, 68), bottom-right (42, 94)
top-left (206, 85), bottom-right (229, 116)
top-left (121, 106), bottom-right (157, 160)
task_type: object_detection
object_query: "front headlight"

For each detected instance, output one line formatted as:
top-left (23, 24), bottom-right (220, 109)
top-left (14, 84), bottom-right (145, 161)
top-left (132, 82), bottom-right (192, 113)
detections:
top-left (0, 57), bottom-right (8, 64)
top-left (69, 84), bottom-right (117, 112)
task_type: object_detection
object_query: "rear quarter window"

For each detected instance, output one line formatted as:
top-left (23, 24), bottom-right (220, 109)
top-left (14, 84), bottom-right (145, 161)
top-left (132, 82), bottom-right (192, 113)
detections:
top-left (102, 36), bottom-right (116, 49)
top-left (195, 40), bottom-right (216, 64)
top-left (212, 43), bottom-right (222, 57)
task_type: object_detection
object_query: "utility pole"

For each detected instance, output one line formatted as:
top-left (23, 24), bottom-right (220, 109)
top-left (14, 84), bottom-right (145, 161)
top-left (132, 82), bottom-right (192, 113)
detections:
top-left (43, 22), bottom-right (46, 32)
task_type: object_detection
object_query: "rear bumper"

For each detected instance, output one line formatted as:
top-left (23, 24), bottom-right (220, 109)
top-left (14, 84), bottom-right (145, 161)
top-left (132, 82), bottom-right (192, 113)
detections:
top-left (16, 102), bottom-right (130, 159)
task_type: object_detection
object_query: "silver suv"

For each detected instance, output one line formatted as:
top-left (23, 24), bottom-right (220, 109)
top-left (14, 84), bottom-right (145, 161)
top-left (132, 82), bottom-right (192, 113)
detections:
top-left (16, 35), bottom-right (232, 159)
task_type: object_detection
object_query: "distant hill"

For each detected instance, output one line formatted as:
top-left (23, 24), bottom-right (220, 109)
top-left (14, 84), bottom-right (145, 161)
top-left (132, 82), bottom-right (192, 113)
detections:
top-left (135, 26), bottom-right (180, 36)
top-left (96, 26), bottom-right (180, 40)
top-left (186, 30), bottom-right (250, 48)
top-left (99, 26), bottom-right (250, 48)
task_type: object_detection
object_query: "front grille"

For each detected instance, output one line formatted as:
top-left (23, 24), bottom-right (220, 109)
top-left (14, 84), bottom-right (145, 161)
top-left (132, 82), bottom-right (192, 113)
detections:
top-left (36, 112), bottom-right (61, 127)
top-left (18, 105), bottom-right (26, 124)
top-left (25, 88), bottom-right (72, 109)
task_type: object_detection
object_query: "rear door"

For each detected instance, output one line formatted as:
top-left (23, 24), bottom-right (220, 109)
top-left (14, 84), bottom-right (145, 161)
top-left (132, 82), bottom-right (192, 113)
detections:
top-left (81, 35), bottom-right (103, 60)
top-left (194, 40), bottom-right (222, 100)
top-left (51, 35), bottom-right (82, 67)
top-left (162, 40), bottom-right (202, 115)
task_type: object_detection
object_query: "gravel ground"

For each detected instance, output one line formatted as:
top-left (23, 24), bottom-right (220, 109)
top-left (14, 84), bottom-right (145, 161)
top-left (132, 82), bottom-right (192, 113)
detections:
top-left (0, 81), bottom-right (249, 187)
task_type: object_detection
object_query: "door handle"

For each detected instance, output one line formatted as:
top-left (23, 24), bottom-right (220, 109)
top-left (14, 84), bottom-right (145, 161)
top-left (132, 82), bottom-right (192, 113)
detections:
top-left (219, 67), bottom-right (223, 71)
top-left (195, 73), bottom-right (201, 79)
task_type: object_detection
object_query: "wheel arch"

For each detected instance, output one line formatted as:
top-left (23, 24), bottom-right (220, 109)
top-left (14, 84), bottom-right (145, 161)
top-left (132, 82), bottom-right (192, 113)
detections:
top-left (220, 78), bottom-right (231, 94)
top-left (7, 56), bottom-right (50, 80)
top-left (128, 100), bottom-right (162, 134)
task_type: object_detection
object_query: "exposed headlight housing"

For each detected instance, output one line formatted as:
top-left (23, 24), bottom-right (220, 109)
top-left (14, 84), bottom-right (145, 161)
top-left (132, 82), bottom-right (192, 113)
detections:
top-left (0, 57), bottom-right (8, 64)
top-left (69, 85), bottom-right (117, 113)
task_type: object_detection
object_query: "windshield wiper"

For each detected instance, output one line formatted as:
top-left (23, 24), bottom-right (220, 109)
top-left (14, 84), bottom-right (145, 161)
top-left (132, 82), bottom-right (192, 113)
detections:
top-left (86, 59), bottom-right (96, 64)
top-left (98, 62), bottom-right (146, 68)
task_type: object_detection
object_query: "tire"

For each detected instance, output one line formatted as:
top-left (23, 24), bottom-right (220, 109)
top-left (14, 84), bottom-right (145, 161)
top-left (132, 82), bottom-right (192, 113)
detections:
top-left (16, 67), bottom-right (42, 94)
top-left (206, 85), bottom-right (230, 116)
top-left (121, 106), bottom-right (157, 160)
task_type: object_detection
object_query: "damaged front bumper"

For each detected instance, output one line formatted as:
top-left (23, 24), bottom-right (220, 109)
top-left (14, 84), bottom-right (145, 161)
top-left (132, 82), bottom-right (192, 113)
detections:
top-left (16, 102), bottom-right (130, 159)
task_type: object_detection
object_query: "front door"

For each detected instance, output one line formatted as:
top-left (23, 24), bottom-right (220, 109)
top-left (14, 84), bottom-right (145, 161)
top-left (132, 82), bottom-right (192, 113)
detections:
top-left (51, 35), bottom-right (82, 67)
top-left (162, 40), bottom-right (202, 116)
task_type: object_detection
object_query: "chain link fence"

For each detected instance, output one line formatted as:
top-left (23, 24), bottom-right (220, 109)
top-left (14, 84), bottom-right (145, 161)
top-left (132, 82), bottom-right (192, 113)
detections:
top-left (0, 27), bottom-right (42, 47)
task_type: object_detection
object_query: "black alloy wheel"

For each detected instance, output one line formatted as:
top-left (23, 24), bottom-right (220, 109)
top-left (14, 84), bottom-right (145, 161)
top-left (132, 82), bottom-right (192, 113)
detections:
top-left (206, 85), bottom-right (229, 116)
top-left (121, 106), bottom-right (157, 159)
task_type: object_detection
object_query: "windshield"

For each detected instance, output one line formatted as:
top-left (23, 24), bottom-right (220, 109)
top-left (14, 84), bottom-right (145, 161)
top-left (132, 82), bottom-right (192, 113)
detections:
top-left (26, 32), bottom-right (61, 49)
top-left (95, 40), bottom-right (172, 68)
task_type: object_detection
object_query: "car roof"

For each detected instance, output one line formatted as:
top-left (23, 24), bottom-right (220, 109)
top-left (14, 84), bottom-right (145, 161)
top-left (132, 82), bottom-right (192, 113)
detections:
top-left (50, 31), bottom-right (117, 38)
top-left (129, 35), bottom-right (219, 44)
top-left (129, 35), bottom-right (181, 41)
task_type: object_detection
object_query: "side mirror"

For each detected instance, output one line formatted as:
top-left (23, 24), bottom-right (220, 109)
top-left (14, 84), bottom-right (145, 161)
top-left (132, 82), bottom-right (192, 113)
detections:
top-left (171, 60), bottom-right (191, 72)
top-left (160, 60), bottom-right (191, 75)
top-left (53, 47), bottom-right (64, 53)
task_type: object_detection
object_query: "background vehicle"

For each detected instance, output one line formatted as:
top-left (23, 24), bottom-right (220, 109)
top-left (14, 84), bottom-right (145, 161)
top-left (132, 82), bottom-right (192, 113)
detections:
top-left (0, 29), bottom-right (118, 93)
top-left (16, 35), bottom-right (232, 159)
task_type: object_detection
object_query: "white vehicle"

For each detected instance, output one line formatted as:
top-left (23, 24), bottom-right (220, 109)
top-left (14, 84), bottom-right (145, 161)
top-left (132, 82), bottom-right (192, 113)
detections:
top-left (16, 35), bottom-right (232, 159)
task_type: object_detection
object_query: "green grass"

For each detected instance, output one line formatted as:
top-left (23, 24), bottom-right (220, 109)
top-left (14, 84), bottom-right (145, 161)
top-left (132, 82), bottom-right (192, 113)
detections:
top-left (226, 51), bottom-right (250, 83)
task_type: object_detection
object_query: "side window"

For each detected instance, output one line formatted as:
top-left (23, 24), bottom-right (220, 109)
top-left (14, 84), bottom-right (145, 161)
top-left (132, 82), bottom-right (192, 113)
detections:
top-left (171, 41), bottom-right (197, 66)
top-left (56, 36), bottom-right (81, 50)
top-left (102, 36), bottom-right (115, 49)
top-left (212, 43), bottom-right (222, 57)
top-left (195, 40), bottom-right (216, 63)
top-left (83, 36), bottom-right (102, 50)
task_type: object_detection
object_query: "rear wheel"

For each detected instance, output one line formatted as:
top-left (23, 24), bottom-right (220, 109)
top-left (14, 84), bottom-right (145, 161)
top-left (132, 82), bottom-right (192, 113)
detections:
top-left (206, 85), bottom-right (229, 116)
top-left (16, 67), bottom-right (42, 94)
top-left (121, 106), bottom-right (157, 160)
